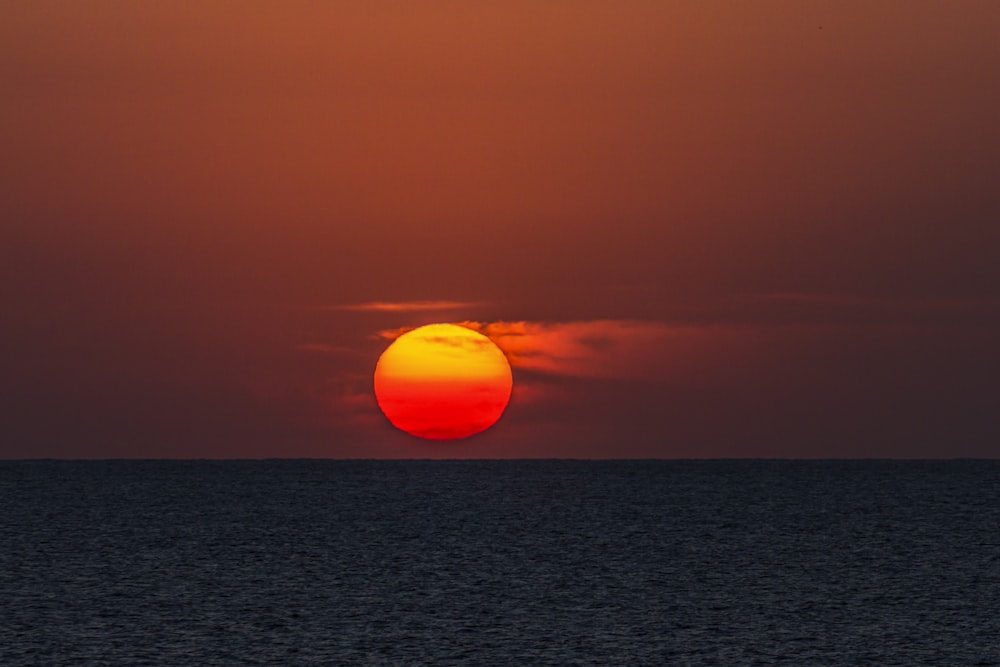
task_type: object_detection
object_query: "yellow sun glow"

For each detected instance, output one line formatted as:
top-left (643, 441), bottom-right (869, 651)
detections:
top-left (374, 323), bottom-right (513, 440)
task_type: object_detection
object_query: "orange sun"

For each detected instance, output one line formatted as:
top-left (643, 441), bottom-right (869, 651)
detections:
top-left (374, 323), bottom-right (513, 440)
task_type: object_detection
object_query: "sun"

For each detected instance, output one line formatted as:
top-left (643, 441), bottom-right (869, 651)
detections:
top-left (374, 323), bottom-right (513, 440)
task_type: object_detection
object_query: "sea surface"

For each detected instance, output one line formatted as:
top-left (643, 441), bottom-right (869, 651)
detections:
top-left (2, 460), bottom-right (999, 665)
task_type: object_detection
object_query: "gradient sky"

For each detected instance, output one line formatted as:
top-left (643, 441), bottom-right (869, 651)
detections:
top-left (3, 2), bottom-right (998, 458)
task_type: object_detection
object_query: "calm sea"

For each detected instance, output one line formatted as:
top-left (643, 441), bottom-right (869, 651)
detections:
top-left (2, 460), bottom-right (999, 665)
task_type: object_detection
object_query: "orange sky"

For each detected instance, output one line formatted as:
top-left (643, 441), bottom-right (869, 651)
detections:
top-left (2, 2), bottom-right (999, 458)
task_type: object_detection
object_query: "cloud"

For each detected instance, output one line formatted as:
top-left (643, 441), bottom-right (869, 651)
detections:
top-left (329, 300), bottom-right (484, 313)
top-left (378, 319), bottom-right (720, 381)
top-left (376, 326), bottom-right (417, 340)
top-left (745, 292), bottom-right (1000, 324)
top-left (471, 320), bottom-right (677, 378)
top-left (294, 343), bottom-right (368, 356)
top-left (369, 292), bottom-right (1000, 386)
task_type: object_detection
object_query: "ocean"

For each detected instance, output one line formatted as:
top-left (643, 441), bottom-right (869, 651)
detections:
top-left (2, 460), bottom-right (998, 665)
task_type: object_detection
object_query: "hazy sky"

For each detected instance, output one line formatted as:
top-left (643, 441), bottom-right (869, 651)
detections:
top-left (3, 2), bottom-right (998, 458)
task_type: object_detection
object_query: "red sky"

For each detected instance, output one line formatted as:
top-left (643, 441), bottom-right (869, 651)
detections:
top-left (2, 2), bottom-right (998, 458)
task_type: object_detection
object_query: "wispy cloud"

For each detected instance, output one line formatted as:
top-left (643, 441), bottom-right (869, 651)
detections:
top-left (294, 343), bottom-right (369, 356)
top-left (746, 292), bottom-right (1000, 323)
top-left (378, 320), bottom-right (718, 380)
top-left (329, 300), bottom-right (484, 313)
top-left (470, 320), bottom-right (675, 378)
top-left (367, 292), bottom-right (1000, 383)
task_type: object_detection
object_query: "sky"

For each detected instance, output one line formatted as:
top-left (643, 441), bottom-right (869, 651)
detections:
top-left (2, 1), bottom-right (998, 459)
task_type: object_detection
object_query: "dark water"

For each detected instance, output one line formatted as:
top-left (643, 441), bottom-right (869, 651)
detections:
top-left (2, 460), bottom-right (999, 665)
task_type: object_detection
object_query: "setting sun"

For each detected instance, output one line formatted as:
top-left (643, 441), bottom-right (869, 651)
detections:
top-left (373, 324), bottom-right (513, 440)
